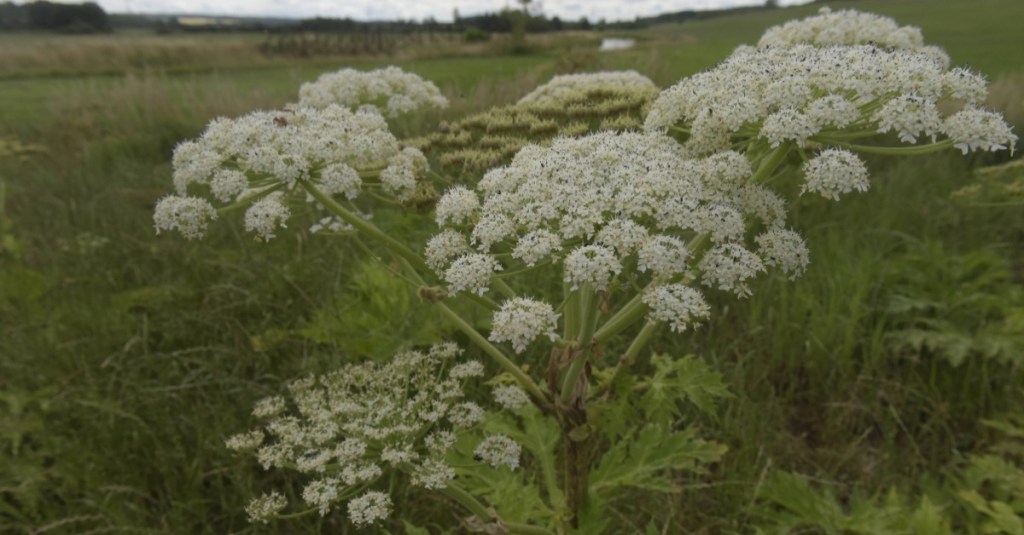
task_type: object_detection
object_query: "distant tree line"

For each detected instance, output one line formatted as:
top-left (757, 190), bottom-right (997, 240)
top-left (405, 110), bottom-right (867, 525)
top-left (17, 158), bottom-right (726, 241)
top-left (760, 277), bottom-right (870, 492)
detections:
top-left (0, 1), bottom-right (110, 32)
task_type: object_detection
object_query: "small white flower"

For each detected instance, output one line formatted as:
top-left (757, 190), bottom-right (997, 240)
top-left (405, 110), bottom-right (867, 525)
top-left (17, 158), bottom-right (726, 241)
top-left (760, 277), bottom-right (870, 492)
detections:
top-left (302, 477), bottom-right (341, 516)
top-left (493, 384), bottom-right (530, 409)
top-left (252, 396), bottom-right (287, 418)
top-left (564, 245), bottom-right (622, 291)
top-left (637, 235), bottom-right (689, 279)
top-left (511, 229), bottom-right (562, 266)
top-left (244, 192), bottom-right (290, 241)
top-left (874, 94), bottom-right (943, 144)
top-left (596, 219), bottom-right (649, 256)
top-left (489, 298), bottom-right (560, 354)
top-left (245, 491), bottom-right (287, 524)
top-left (424, 430), bottom-right (457, 453)
top-left (225, 429), bottom-right (264, 452)
top-left (348, 491), bottom-right (392, 527)
top-left (444, 253), bottom-right (501, 296)
top-left (474, 434), bottom-right (522, 470)
top-left (447, 401), bottom-right (485, 427)
top-left (802, 149), bottom-right (870, 200)
top-left (425, 229), bottom-right (470, 272)
top-left (643, 284), bottom-right (711, 332)
top-left (755, 228), bottom-right (810, 279)
top-left (449, 360), bottom-right (486, 379)
top-left (436, 186), bottom-right (481, 226)
top-left (760, 108), bottom-right (817, 147)
top-left (317, 163), bottom-right (361, 199)
top-left (209, 169), bottom-right (249, 203)
top-left (943, 108), bottom-right (1017, 155)
top-left (805, 95), bottom-right (860, 130)
top-left (153, 195), bottom-right (217, 240)
top-left (411, 458), bottom-right (455, 489)
top-left (698, 243), bottom-right (765, 298)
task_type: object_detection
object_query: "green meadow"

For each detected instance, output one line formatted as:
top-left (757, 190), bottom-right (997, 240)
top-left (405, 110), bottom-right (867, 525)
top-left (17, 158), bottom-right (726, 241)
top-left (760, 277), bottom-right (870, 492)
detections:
top-left (1, 0), bottom-right (1023, 533)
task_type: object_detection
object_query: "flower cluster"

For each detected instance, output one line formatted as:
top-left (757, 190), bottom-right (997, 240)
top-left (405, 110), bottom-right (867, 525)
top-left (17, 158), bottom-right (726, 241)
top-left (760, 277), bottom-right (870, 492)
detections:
top-left (154, 104), bottom-right (428, 240)
top-left (297, 66), bottom-right (449, 117)
top-left (517, 70), bottom-right (659, 106)
top-left (645, 37), bottom-right (1016, 198)
top-left (645, 44), bottom-right (1012, 153)
top-left (758, 7), bottom-right (927, 50)
top-left (429, 132), bottom-right (809, 336)
top-left (226, 342), bottom-right (519, 525)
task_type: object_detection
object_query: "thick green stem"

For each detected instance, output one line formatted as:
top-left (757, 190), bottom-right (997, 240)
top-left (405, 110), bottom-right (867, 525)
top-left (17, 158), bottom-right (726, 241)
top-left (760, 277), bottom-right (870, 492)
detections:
top-left (433, 300), bottom-right (548, 406)
top-left (560, 286), bottom-right (598, 404)
top-left (814, 138), bottom-right (955, 155)
top-left (590, 321), bottom-right (660, 400)
top-left (300, 181), bottom-right (432, 275)
top-left (562, 429), bottom-right (592, 530)
top-left (441, 485), bottom-right (554, 535)
top-left (750, 143), bottom-right (792, 184)
top-left (592, 293), bottom-right (647, 344)
top-left (216, 182), bottom-right (286, 215)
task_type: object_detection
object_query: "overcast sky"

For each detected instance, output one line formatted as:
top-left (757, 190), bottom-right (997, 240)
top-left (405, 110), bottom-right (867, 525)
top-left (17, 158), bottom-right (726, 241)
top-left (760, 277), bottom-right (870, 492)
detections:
top-left (98, 0), bottom-right (812, 22)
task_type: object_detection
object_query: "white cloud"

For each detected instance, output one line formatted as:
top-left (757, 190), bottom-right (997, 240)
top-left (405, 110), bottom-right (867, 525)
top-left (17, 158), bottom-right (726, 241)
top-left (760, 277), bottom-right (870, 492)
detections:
top-left (101, 0), bottom-right (811, 22)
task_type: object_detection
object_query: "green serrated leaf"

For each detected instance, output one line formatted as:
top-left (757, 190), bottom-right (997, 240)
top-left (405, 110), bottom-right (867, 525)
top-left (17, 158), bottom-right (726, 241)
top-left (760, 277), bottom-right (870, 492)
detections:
top-left (639, 354), bottom-right (732, 423)
top-left (590, 424), bottom-right (725, 495)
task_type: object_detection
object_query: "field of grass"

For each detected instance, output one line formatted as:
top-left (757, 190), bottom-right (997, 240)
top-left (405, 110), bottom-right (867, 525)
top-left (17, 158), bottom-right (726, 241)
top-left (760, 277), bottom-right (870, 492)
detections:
top-left (1, 1), bottom-right (1023, 533)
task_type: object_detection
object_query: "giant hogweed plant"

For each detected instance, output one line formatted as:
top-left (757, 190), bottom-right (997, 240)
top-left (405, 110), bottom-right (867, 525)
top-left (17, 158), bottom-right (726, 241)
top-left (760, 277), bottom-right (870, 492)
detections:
top-left (154, 9), bottom-right (1017, 533)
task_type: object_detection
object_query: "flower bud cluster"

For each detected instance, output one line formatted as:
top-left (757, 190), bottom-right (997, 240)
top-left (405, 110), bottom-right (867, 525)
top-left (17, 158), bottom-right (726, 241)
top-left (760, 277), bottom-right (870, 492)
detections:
top-left (413, 71), bottom-right (658, 175)
top-left (429, 132), bottom-right (810, 336)
top-left (226, 342), bottom-right (521, 525)
top-left (517, 70), bottom-right (659, 106)
top-left (155, 104), bottom-right (428, 240)
top-left (297, 66), bottom-right (449, 117)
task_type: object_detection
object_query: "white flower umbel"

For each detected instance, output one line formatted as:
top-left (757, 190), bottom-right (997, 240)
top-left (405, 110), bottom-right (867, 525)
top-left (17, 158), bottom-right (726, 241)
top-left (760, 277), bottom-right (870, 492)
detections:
top-left (153, 195), bottom-right (217, 240)
top-left (474, 434), bottom-right (522, 470)
top-left (232, 343), bottom-right (505, 525)
top-left (645, 42), bottom-right (1013, 156)
top-left (642, 284), bottom-right (711, 332)
top-left (517, 70), bottom-right (659, 106)
top-left (944, 108), bottom-right (1018, 155)
top-left (755, 228), bottom-right (809, 280)
top-left (425, 229), bottom-right (471, 271)
top-left (698, 243), bottom-right (765, 298)
top-left (489, 297), bottom-right (560, 354)
top-left (157, 104), bottom-right (427, 240)
top-left (758, 7), bottom-right (926, 50)
top-left (348, 491), bottom-right (392, 527)
top-left (493, 384), bottom-right (530, 409)
top-left (445, 253), bottom-right (502, 296)
top-left (380, 147), bottom-right (428, 201)
top-left (297, 66), bottom-right (448, 117)
top-left (244, 192), bottom-right (290, 241)
top-left (225, 429), bottom-right (264, 452)
top-left (429, 132), bottom-right (802, 304)
top-left (564, 245), bottom-right (622, 291)
top-left (802, 149), bottom-right (871, 201)
top-left (245, 491), bottom-right (287, 524)
top-left (436, 186), bottom-right (481, 226)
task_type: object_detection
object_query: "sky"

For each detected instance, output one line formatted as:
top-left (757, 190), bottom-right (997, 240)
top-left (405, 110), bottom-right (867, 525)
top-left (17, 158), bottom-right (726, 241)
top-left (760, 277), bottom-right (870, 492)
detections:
top-left (98, 0), bottom-right (813, 22)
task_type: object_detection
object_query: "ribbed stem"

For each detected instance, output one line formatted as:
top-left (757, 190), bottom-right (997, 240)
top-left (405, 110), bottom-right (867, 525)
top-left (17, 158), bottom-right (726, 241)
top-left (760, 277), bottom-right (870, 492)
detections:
top-left (433, 300), bottom-right (549, 407)
top-left (300, 181), bottom-right (432, 275)
top-left (814, 138), bottom-right (955, 155)
top-left (441, 485), bottom-right (555, 535)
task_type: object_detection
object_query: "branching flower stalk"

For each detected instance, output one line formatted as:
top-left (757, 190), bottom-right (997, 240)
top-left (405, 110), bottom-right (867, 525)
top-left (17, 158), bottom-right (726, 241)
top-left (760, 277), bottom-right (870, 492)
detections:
top-left (156, 8), bottom-right (1017, 533)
